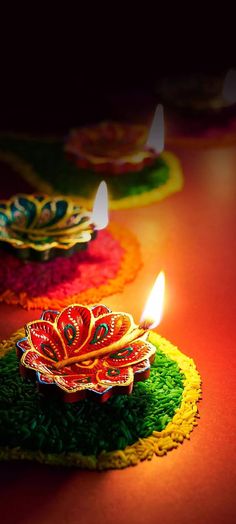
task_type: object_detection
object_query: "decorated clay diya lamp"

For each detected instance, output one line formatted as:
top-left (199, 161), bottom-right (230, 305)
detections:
top-left (65, 107), bottom-right (164, 175)
top-left (156, 71), bottom-right (236, 132)
top-left (0, 185), bottom-right (108, 261)
top-left (16, 272), bottom-right (165, 403)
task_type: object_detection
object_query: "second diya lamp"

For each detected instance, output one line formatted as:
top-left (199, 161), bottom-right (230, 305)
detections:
top-left (16, 272), bottom-right (165, 403)
top-left (0, 183), bottom-right (108, 261)
top-left (65, 108), bottom-right (164, 176)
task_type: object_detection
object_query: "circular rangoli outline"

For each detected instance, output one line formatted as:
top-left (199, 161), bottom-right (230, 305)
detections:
top-left (0, 330), bottom-right (201, 469)
top-left (0, 222), bottom-right (142, 310)
top-left (0, 148), bottom-right (183, 210)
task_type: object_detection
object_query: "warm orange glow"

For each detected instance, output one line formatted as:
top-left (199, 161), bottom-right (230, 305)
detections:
top-left (140, 271), bottom-right (165, 329)
top-left (222, 69), bottom-right (236, 105)
top-left (146, 104), bottom-right (165, 154)
top-left (92, 181), bottom-right (109, 230)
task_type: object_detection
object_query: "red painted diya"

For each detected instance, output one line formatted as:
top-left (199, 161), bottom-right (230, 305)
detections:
top-left (65, 122), bottom-right (158, 174)
top-left (16, 304), bottom-right (156, 403)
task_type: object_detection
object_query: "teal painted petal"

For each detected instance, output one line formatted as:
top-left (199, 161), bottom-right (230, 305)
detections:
top-left (36, 199), bottom-right (68, 229)
top-left (10, 196), bottom-right (37, 228)
top-left (0, 211), bottom-right (9, 226)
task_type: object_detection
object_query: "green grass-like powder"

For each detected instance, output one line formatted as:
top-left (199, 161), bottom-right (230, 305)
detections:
top-left (0, 137), bottom-right (169, 199)
top-left (0, 344), bottom-right (184, 456)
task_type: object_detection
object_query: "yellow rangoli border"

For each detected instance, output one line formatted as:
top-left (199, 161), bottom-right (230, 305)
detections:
top-left (0, 147), bottom-right (183, 210)
top-left (0, 222), bottom-right (142, 310)
top-left (0, 330), bottom-right (201, 470)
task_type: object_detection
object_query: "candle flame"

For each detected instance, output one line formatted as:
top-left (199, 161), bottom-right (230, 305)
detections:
top-left (92, 181), bottom-right (109, 230)
top-left (140, 271), bottom-right (165, 329)
top-left (146, 104), bottom-right (165, 154)
top-left (222, 69), bottom-right (236, 105)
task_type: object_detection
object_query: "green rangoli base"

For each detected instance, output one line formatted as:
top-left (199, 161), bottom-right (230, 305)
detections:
top-left (0, 330), bottom-right (201, 469)
top-left (0, 135), bottom-right (183, 209)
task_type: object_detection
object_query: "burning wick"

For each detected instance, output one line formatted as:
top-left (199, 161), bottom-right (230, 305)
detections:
top-left (92, 180), bottom-right (109, 230)
top-left (146, 104), bottom-right (165, 154)
top-left (55, 271), bottom-right (165, 369)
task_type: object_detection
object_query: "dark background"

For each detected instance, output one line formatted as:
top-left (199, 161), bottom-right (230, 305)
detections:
top-left (1, 15), bottom-right (235, 133)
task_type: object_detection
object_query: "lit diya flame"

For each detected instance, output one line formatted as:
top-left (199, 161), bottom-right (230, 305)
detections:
top-left (222, 69), bottom-right (236, 105)
top-left (55, 270), bottom-right (165, 369)
top-left (17, 273), bottom-right (165, 402)
top-left (146, 104), bottom-right (165, 154)
top-left (140, 270), bottom-right (165, 329)
top-left (92, 181), bottom-right (109, 230)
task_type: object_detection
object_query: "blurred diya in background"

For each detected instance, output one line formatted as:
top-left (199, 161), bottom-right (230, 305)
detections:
top-left (65, 105), bottom-right (164, 175)
top-left (0, 183), bottom-right (108, 261)
top-left (16, 272), bottom-right (165, 403)
top-left (0, 106), bottom-right (183, 210)
top-left (156, 70), bottom-right (236, 119)
top-left (156, 70), bottom-right (236, 147)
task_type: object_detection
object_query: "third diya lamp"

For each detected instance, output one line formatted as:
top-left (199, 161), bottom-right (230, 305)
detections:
top-left (156, 69), bottom-right (236, 132)
top-left (16, 272), bottom-right (165, 403)
top-left (64, 104), bottom-right (165, 176)
top-left (0, 181), bottom-right (108, 261)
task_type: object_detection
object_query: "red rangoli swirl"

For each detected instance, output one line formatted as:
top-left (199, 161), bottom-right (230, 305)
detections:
top-left (0, 223), bottom-right (142, 309)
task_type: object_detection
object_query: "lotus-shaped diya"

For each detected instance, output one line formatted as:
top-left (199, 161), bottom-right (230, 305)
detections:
top-left (16, 304), bottom-right (157, 403)
top-left (65, 121), bottom-right (162, 174)
top-left (0, 194), bottom-right (96, 261)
